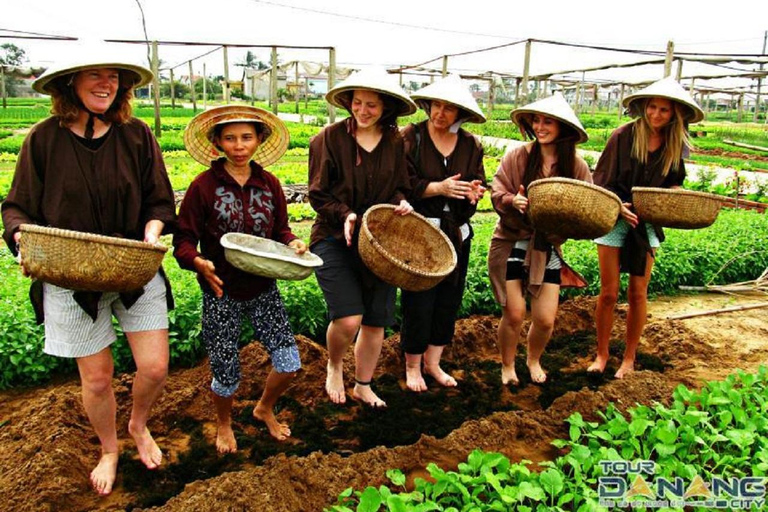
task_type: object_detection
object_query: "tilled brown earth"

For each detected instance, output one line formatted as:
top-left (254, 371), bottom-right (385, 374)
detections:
top-left (1, 294), bottom-right (766, 512)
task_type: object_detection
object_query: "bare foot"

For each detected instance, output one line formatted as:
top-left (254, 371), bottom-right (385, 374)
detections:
top-left (216, 423), bottom-right (237, 453)
top-left (501, 364), bottom-right (519, 385)
top-left (253, 403), bottom-right (291, 441)
top-left (128, 421), bottom-right (162, 469)
top-left (325, 360), bottom-right (346, 404)
top-left (405, 364), bottom-right (427, 392)
top-left (527, 359), bottom-right (547, 384)
top-left (615, 361), bottom-right (635, 379)
top-left (90, 452), bottom-right (118, 496)
top-left (352, 383), bottom-right (386, 408)
top-left (424, 365), bottom-right (457, 387)
top-left (587, 354), bottom-right (609, 373)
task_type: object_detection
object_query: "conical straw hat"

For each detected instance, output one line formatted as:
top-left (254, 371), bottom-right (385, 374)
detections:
top-left (33, 45), bottom-right (153, 95)
top-left (411, 75), bottom-right (486, 124)
top-left (184, 105), bottom-right (290, 167)
top-left (623, 77), bottom-right (704, 123)
top-left (326, 67), bottom-right (417, 117)
top-left (511, 92), bottom-right (588, 144)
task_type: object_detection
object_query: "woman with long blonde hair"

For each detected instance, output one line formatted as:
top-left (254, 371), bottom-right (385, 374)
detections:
top-left (588, 77), bottom-right (703, 378)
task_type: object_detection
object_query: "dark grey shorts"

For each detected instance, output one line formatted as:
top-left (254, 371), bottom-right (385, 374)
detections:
top-left (312, 238), bottom-right (396, 327)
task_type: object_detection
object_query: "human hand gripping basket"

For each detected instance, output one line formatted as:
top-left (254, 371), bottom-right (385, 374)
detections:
top-left (358, 205), bottom-right (457, 292)
top-left (19, 224), bottom-right (167, 292)
top-left (220, 233), bottom-right (323, 280)
top-left (527, 178), bottom-right (622, 240)
top-left (632, 187), bottom-right (723, 229)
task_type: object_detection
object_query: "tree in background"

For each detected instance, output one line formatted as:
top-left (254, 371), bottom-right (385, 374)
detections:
top-left (1, 43), bottom-right (28, 98)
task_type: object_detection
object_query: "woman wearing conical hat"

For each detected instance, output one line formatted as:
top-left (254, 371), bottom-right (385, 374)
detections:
top-left (174, 105), bottom-right (305, 452)
top-left (1, 50), bottom-right (176, 495)
top-left (309, 67), bottom-right (416, 408)
top-left (400, 75), bottom-right (487, 392)
top-left (588, 77), bottom-right (703, 379)
top-left (488, 93), bottom-right (591, 386)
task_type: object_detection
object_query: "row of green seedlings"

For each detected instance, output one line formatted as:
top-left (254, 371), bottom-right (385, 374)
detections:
top-left (0, 209), bottom-right (766, 389)
top-left (327, 366), bottom-right (768, 512)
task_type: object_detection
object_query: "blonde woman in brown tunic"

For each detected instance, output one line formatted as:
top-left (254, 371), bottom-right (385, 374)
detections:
top-left (488, 93), bottom-right (589, 386)
top-left (309, 68), bottom-right (416, 408)
top-left (588, 77), bottom-right (703, 378)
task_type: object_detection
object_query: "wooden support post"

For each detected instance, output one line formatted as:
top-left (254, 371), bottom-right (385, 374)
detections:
top-left (270, 46), bottom-right (278, 115)
top-left (591, 85), bottom-right (598, 115)
top-left (304, 76), bottom-right (309, 110)
top-left (542, 79), bottom-right (548, 97)
top-left (618, 83), bottom-right (625, 121)
top-left (675, 60), bottom-right (683, 82)
top-left (399, 69), bottom-right (403, 87)
top-left (223, 46), bottom-right (230, 103)
top-left (151, 41), bottom-right (161, 138)
top-left (169, 68), bottom-right (175, 109)
top-left (250, 72), bottom-right (256, 106)
top-left (188, 61), bottom-right (197, 112)
top-left (758, 30), bottom-right (767, 123)
top-left (203, 63), bottom-right (207, 109)
top-left (0, 65), bottom-right (6, 109)
top-left (738, 93), bottom-right (744, 123)
top-left (328, 48), bottom-right (336, 124)
top-left (514, 78), bottom-right (520, 107)
top-left (487, 77), bottom-right (495, 119)
top-left (575, 71), bottom-right (585, 114)
top-left (295, 61), bottom-right (299, 114)
top-left (521, 39), bottom-right (531, 101)
top-left (664, 40), bottom-right (674, 78)
top-left (442, 55), bottom-right (448, 77)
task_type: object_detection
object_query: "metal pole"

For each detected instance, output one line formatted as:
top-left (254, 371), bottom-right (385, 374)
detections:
top-left (618, 84), bottom-right (625, 121)
top-left (188, 60), bottom-right (197, 112)
top-left (1, 65), bottom-right (6, 109)
top-left (328, 48), bottom-right (336, 123)
top-left (223, 45), bottom-right (230, 103)
top-left (293, 61), bottom-right (299, 114)
top-left (169, 68), bottom-right (175, 109)
top-left (151, 41), bottom-right (161, 138)
top-left (521, 39), bottom-right (531, 101)
top-left (756, 30), bottom-right (767, 122)
top-left (664, 40), bottom-right (674, 78)
top-left (270, 46), bottom-right (278, 114)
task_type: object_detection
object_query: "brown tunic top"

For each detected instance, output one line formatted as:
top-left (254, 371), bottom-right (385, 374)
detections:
top-left (308, 118), bottom-right (410, 247)
top-left (592, 122), bottom-right (685, 275)
top-left (488, 143), bottom-right (591, 305)
top-left (2, 116), bottom-right (176, 248)
top-left (1, 116), bottom-right (176, 320)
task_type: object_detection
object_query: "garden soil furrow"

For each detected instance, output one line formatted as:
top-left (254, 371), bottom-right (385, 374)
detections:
top-left (0, 293), bottom-right (766, 511)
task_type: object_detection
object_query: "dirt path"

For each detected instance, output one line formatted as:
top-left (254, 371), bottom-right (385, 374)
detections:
top-left (0, 293), bottom-right (766, 512)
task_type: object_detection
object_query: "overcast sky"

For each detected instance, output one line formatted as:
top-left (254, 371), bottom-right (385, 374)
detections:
top-left (2, 0), bottom-right (767, 90)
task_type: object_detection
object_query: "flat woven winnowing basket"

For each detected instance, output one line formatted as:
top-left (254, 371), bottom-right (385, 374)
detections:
top-left (527, 178), bottom-right (621, 239)
top-left (632, 187), bottom-right (722, 229)
top-left (358, 205), bottom-right (457, 292)
top-left (19, 224), bottom-right (166, 292)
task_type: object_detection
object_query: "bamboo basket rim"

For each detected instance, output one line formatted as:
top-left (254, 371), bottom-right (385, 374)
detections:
top-left (220, 233), bottom-right (323, 268)
top-left (529, 177), bottom-right (622, 204)
top-left (632, 187), bottom-right (725, 202)
top-left (361, 205), bottom-right (457, 279)
top-left (20, 224), bottom-right (168, 253)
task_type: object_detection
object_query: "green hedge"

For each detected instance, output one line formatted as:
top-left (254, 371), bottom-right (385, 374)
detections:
top-left (0, 210), bottom-right (766, 389)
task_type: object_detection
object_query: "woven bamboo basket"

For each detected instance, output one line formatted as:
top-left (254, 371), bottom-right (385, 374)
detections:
top-left (632, 187), bottom-right (722, 229)
top-left (221, 233), bottom-right (323, 280)
top-left (527, 178), bottom-right (621, 239)
top-left (19, 224), bottom-right (167, 292)
top-left (359, 205), bottom-right (457, 292)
